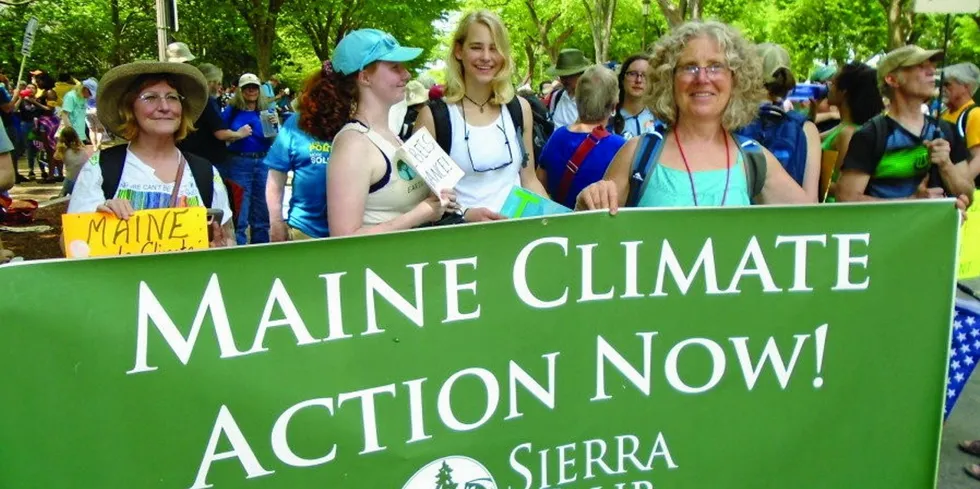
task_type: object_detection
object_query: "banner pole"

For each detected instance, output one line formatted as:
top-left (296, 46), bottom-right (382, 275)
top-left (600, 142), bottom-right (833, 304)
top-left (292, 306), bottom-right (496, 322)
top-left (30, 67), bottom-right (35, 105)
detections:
top-left (15, 54), bottom-right (28, 90)
top-left (934, 13), bottom-right (953, 118)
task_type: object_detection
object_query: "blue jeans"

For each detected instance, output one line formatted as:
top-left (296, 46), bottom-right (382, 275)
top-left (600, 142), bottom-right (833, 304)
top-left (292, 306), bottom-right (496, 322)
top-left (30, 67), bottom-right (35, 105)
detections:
top-left (227, 154), bottom-right (270, 245)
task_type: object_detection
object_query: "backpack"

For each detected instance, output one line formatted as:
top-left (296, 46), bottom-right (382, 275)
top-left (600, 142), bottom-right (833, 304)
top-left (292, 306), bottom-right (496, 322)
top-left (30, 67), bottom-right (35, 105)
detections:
top-left (626, 131), bottom-right (768, 207)
top-left (98, 144), bottom-right (216, 208)
top-left (956, 105), bottom-right (976, 140)
top-left (736, 103), bottom-right (809, 186)
top-left (548, 88), bottom-right (565, 117)
top-left (523, 94), bottom-right (555, 166)
top-left (428, 97), bottom-right (530, 168)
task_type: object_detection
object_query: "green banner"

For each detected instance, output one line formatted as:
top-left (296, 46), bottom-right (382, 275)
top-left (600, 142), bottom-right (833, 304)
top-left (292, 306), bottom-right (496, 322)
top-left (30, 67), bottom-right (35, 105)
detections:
top-left (0, 202), bottom-right (960, 489)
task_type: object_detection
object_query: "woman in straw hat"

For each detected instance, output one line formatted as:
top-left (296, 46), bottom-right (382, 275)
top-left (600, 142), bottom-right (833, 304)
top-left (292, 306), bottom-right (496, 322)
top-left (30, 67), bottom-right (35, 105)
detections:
top-left (66, 60), bottom-right (235, 248)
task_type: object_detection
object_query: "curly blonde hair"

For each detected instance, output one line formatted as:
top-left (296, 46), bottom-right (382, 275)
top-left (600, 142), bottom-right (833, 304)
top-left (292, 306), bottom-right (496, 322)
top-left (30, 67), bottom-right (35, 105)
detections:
top-left (645, 20), bottom-right (765, 130)
top-left (444, 10), bottom-right (515, 106)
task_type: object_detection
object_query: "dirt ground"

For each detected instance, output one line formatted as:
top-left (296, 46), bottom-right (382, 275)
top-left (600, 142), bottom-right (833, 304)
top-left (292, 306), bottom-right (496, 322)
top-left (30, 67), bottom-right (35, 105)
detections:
top-left (1, 175), bottom-right (67, 261)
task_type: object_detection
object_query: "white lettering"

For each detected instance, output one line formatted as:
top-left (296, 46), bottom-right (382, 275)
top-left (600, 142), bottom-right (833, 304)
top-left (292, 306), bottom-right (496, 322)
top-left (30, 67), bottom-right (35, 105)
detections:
top-left (506, 353), bottom-right (559, 420)
top-left (730, 334), bottom-right (810, 390)
top-left (440, 257), bottom-right (481, 323)
top-left (188, 405), bottom-right (273, 489)
top-left (365, 263), bottom-right (427, 335)
top-left (832, 233), bottom-right (871, 291)
top-left (620, 241), bottom-right (643, 299)
top-left (249, 278), bottom-right (318, 353)
top-left (337, 384), bottom-right (397, 454)
top-left (513, 237), bottom-right (569, 308)
top-left (725, 237), bottom-right (782, 293)
top-left (577, 243), bottom-right (615, 302)
top-left (775, 235), bottom-right (827, 292)
top-left (645, 432), bottom-right (678, 469)
top-left (664, 338), bottom-right (726, 394)
top-left (592, 333), bottom-right (658, 401)
top-left (270, 398), bottom-right (336, 467)
top-left (403, 378), bottom-right (432, 443)
top-left (652, 239), bottom-right (724, 296)
top-left (437, 368), bottom-right (499, 431)
top-left (556, 443), bottom-right (578, 485)
top-left (319, 272), bottom-right (352, 342)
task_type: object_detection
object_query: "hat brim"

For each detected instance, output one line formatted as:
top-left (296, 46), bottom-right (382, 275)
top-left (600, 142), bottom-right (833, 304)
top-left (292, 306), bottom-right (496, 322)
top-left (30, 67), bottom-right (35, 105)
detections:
top-left (96, 61), bottom-right (208, 137)
top-left (546, 65), bottom-right (591, 78)
top-left (903, 49), bottom-right (944, 68)
top-left (378, 47), bottom-right (423, 64)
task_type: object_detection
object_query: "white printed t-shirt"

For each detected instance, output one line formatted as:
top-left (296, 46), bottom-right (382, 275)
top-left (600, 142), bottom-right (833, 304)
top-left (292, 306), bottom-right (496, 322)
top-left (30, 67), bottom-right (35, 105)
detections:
top-left (67, 147), bottom-right (233, 225)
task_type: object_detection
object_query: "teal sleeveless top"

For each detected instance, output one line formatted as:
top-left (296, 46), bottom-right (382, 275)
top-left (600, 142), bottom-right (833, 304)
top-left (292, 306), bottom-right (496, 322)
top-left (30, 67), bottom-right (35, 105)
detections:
top-left (637, 153), bottom-right (752, 207)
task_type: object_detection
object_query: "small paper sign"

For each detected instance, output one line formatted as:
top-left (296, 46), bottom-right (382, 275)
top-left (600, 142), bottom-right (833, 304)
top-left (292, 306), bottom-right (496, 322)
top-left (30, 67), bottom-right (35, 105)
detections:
top-left (914, 0), bottom-right (979, 13)
top-left (958, 189), bottom-right (980, 279)
top-left (395, 128), bottom-right (464, 197)
top-left (61, 207), bottom-right (208, 258)
top-left (498, 186), bottom-right (572, 218)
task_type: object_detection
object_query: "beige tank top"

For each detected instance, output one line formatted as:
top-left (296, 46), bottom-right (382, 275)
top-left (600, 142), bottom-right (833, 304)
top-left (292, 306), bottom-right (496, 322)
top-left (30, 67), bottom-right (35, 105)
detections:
top-left (335, 122), bottom-right (429, 226)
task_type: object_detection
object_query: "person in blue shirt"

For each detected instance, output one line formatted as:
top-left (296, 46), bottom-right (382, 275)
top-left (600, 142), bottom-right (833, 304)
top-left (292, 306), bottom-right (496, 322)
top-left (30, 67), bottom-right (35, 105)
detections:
top-left (223, 73), bottom-right (275, 245)
top-left (265, 68), bottom-right (333, 241)
top-left (610, 54), bottom-right (662, 139)
top-left (539, 65), bottom-right (627, 208)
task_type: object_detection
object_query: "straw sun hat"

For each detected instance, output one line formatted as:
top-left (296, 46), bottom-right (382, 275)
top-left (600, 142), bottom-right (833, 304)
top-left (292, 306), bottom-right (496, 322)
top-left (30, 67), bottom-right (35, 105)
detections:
top-left (96, 60), bottom-right (208, 136)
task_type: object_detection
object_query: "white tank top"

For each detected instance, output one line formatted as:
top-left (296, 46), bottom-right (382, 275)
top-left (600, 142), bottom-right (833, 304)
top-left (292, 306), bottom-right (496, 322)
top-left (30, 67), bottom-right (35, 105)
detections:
top-left (334, 122), bottom-right (429, 227)
top-left (447, 103), bottom-right (523, 211)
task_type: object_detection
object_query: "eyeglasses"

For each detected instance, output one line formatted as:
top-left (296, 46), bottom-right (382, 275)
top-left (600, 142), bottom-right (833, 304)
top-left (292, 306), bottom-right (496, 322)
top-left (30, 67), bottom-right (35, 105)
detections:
top-left (675, 63), bottom-right (730, 80)
top-left (138, 92), bottom-right (184, 108)
top-left (626, 71), bottom-right (646, 80)
top-left (461, 108), bottom-right (514, 173)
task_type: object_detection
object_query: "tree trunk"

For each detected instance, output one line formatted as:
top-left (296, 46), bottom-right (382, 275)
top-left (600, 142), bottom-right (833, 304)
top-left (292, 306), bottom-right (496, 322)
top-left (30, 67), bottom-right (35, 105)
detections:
top-left (229, 0), bottom-right (289, 80)
top-left (110, 0), bottom-right (124, 66)
top-left (878, 0), bottom-right (913, 50)
top-left (582, 0), bottom-right (617, 63)
top-left (656, 0), bottom-right (701, 28)
top-left (524, 40), bottom-right (536, 87)
top-left (253, 24), bottom-right (275, 80)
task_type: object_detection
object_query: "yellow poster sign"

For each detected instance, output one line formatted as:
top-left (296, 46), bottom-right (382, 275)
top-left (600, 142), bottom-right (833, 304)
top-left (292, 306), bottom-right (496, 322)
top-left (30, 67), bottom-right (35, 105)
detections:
top-left (61, 207), bottom-right (208, 258)
top-left (959, 190), bottom-right (980, 279)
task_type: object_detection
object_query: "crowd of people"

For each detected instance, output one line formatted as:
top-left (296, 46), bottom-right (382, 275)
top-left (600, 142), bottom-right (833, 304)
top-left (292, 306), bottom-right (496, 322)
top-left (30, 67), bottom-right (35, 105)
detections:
top-left (0, 13), bottom-right (975, 257)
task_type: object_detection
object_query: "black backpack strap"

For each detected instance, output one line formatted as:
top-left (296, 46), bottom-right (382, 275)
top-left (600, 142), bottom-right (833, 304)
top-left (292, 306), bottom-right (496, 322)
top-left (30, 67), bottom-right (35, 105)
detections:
top-left (505, 96), bottom-right (530, 167)
top-left (957, 105), bottom-right (975, 138)
top-left (427, 98), bottom-right (452, 155)
top-left (870, 115), bottom-right (889, 165)
top-left (183, 151), bottom-right (215, 208)
top-left (549, 88), bottom-right (564, 116)
top-left (99, 144), bottom-right (129, 200)
top-left (627, 131), bottom-right (665, 207)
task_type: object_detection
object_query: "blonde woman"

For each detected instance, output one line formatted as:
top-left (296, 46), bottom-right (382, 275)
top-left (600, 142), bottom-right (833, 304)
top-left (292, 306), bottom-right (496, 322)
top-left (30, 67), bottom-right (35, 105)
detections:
top-left (415, 10), bottom-right (548, 221)
top-left (577, 20), bottom-right (808, 211)
top-left (222, 73), bottom-right (274, 244)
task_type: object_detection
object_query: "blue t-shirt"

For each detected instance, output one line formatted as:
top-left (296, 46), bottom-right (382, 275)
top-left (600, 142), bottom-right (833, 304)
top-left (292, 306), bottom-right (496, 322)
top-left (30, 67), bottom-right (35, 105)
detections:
top-left (610, 107), bottom-right (660, 139)
top-left (222, 106), bottom-right (273, 153)
top-left (540, 126), bottom-right (627, 208)
top-left (263, 116), bottom-right (329, 238)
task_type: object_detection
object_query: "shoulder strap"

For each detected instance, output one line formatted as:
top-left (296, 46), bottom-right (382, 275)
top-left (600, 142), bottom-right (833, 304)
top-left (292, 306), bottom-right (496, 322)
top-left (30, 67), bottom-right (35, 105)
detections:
top-left (871, 115), bottom-right (889, 164)
top-left (427, 99), bottom-right (452, 154)
top-left (99, 144), bottom-right (129, 200)
top-left (558, 125), bottom-right (611, 204)
top-left (734, 135), bottom-right (767, 201)
top-left (957, 106), bottom-right (976, 138)
top-left (506, 96), bottom-right (530, 167)
top-left (627, 130), bottom-right (665, 207)
top-left (549, 89), bottom-right (564, 114)
top-left (183, 151), bottom-right (215, 208)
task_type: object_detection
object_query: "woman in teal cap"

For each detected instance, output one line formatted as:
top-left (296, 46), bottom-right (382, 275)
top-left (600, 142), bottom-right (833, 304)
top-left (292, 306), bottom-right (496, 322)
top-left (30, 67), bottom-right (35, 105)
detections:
top-left (324, 29), bottom-right (458, 236)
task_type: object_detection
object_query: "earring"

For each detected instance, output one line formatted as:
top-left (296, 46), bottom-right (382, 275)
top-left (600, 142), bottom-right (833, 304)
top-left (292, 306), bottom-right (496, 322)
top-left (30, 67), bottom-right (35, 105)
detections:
top-left (349, 100), bottom-right (358, 118)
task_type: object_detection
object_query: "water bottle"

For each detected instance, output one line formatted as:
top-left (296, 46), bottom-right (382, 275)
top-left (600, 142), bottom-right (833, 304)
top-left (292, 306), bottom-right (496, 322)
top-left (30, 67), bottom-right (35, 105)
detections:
top-left (260, 108), bottom-right (280, 138)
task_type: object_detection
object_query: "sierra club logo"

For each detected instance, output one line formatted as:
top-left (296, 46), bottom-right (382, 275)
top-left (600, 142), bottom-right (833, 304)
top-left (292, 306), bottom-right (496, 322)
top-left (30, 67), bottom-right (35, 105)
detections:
top-left (402, 456), bottom-right (496, 489)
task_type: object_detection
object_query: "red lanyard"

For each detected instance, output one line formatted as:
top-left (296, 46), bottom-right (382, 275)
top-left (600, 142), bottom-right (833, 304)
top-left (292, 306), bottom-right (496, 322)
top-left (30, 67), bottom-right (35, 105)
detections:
top-left (673, 129), bottom-right (731, 207)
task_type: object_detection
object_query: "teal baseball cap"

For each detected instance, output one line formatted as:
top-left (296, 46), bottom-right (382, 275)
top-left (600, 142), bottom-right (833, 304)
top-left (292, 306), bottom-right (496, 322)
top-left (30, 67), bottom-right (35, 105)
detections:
top-left (331, 29), bottom-right (422, 76)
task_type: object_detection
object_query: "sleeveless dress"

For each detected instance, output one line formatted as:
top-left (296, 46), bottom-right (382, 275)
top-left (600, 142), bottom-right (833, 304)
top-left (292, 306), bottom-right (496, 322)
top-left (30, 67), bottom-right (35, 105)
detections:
top-left (334, 121), bottom-right (429, 226)
top-left (637, 153), bottom-right (752, 207)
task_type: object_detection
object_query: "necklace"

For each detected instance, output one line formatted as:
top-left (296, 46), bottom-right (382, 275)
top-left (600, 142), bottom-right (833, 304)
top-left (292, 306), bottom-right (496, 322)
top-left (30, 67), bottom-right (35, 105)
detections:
top-left (673, 129), bottom-right (731, 207)
top-left (463, 94), bottom-right (491, 113)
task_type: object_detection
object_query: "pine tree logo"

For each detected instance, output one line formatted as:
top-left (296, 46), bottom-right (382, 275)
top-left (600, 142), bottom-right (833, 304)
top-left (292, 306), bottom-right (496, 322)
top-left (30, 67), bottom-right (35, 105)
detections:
top-left (402, 456), bottom-right (496, 489)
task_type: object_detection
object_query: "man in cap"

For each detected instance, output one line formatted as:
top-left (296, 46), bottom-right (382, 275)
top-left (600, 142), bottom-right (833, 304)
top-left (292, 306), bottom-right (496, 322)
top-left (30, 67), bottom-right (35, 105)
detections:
top-left (941, 62), bottom-right (980, 184)
top-left (547, 49), bottom-right (593, 128)
top-left (837, 45), bottom-right (974, 204)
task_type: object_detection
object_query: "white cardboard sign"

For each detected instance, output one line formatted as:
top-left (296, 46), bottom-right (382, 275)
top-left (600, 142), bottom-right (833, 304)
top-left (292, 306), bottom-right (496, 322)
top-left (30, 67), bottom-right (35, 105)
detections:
top-left (395, 128), bottom-right (464, 199)
top-left (914, 0), bottom-right (979, 14)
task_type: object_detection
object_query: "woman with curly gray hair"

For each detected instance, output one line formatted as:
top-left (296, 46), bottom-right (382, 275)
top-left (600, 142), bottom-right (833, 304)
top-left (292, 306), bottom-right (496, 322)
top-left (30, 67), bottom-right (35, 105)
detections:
top-left (576, 20), bottom-right (807, 211)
